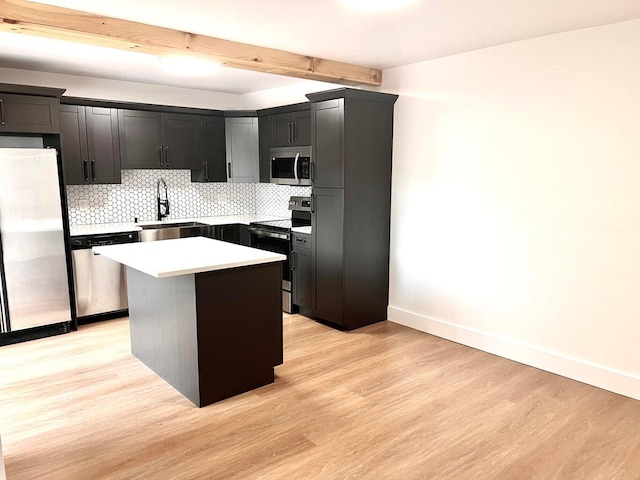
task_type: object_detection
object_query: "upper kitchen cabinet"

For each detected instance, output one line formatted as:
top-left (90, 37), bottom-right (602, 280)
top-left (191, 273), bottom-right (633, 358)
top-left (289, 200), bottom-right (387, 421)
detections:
top-left (271, 109), bottom-right (310, 147)
top-left (310, 99), bottom-right (344, 189)
top-left (59, 104), bottom-right (121, 184)
top-left (0, 83), bottom-right (65, 134)
top-left (225, 116), bottom-right (259, 183)
top-left (118, 109), bottom-right (202, 169)
top-left (257, 103), bottom-right (311, 183)
top-left (191, 115), bottom-right (226, 183)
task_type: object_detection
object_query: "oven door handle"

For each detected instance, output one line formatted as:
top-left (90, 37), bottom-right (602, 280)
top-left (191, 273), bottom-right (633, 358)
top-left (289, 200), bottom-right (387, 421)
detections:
top-left (248, 227), bottom-right (290, 241)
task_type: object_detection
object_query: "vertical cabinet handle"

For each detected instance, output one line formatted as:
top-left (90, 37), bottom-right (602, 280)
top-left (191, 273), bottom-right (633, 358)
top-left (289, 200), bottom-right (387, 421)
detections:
top-left (204, 161), bottom-right (209, 181)
top-left (310, 161), bottom-right (314, 182)
top-left (82, 160), bottom-right (89, 181)
top-left (91, 160), bottom-right (96, 181)
top-left (291, 122), bottom-right (296, 143)
top-left (158, 147), bottom-right (163, 167)
top-left (291, 251), bottom-right (296, 270)
top-left (310, 193), bottom-right (315, 213)
top-left (165, 146), bottom-right (169, 167)
top-left (0, 99), bottom-right (5, 125)
top-left (288, 122), bottom-right (293, 143)
top-left (227, 162), bottom-right (232, 179)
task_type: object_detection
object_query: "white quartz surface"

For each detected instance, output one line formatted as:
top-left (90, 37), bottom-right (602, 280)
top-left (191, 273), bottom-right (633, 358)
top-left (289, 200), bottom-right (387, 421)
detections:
top-left (70, 215), bottom-right (286, 237)
top-left (291, 226), bottom-right (312, 235)
top-left (93, 236), bottom-right (286, 278)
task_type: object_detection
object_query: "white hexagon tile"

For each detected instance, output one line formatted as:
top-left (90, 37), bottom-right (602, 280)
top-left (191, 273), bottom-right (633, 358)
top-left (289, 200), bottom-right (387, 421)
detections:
top-left (66, 169), bottom-right (311, 225)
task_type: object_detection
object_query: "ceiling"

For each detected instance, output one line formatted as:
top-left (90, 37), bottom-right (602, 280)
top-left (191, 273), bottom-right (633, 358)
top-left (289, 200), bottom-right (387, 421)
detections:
top-left (1, 0), bottom-right (640, 94)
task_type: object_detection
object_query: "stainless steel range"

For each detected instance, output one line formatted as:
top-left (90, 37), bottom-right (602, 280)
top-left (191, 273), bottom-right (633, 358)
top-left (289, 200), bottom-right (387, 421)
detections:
top-left (248, 196), bottom-right (311, 313)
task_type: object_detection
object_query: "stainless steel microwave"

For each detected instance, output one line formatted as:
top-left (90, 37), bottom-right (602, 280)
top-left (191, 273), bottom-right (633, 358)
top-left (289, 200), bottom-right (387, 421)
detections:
top-left (270, 146), bottom-right (312, 185)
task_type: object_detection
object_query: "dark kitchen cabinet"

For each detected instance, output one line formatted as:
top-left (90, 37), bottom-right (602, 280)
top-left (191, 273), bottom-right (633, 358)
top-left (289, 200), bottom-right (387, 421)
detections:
top-left (306, 88), bottom-right (398, 330)
top-left (118, 109), bottom-right (202, 169)
top-left (60, 105), bottom-right (121, 184)
top-left (292, 232), bottom-right (313, 310)
top-left (257, 103), bottom-right (311, 183)
top-left (272, 109), bottom-right (310, 146)
top-left (191, 115), bottom-right (226, 182)
top-left (311, 99), bottom-right (344, 189)
top-left (0, 91), bottom-right (62, 134)
top-left (214, 224), bottom-right (251, 246)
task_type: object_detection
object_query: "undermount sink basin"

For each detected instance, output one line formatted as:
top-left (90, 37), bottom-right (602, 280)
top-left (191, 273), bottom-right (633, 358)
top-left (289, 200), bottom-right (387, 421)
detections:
top-left (139, 221), bottom-right (207, 230)
top-left (139, 221), bottom-right (211, 242)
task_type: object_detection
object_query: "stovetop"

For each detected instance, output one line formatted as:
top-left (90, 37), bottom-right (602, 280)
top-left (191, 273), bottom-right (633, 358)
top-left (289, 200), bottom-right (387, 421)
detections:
top-left (250, 219), bottom-right (294, 233)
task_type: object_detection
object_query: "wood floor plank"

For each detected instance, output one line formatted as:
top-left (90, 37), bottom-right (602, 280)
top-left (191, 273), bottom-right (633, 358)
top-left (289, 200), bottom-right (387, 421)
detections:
top-left (0, 315), bottom-right (638, 479)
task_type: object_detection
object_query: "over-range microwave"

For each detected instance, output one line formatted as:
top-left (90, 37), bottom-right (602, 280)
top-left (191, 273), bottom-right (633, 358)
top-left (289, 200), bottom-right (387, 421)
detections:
top-left (270, 146), bottom-right (312, 186)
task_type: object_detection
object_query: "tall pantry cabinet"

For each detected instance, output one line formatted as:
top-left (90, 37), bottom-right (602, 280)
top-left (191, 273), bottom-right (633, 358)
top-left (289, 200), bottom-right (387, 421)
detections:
top-left (305, 88), bottom-right (398, 331)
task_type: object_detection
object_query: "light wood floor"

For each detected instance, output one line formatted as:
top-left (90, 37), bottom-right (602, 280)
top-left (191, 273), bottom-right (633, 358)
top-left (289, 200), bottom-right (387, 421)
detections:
top-left (1, 315), bottom-right (639, 479)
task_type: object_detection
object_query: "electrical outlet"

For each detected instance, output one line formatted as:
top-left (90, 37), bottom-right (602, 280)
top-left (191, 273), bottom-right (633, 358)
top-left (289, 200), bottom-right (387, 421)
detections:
top-left (78, 199), bottom-right (89, 210)
top-left (216, 194), bottom-right (228, 204)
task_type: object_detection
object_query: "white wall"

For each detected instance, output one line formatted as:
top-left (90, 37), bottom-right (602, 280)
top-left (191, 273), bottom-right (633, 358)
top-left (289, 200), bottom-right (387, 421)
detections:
top-left (384, 19), bottom-right (640, 400)
top-left (0, 67), bottom-right (245, 110)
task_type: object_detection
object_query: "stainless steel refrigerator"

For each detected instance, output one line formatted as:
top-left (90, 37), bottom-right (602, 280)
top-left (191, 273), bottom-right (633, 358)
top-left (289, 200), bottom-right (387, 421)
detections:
top-left (0, 148), bottom-right (72, 336)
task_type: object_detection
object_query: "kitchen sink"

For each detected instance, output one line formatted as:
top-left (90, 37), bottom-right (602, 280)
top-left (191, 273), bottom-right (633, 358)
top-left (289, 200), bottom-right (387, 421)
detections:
top-left (139, 221), bottom-right (212, 242)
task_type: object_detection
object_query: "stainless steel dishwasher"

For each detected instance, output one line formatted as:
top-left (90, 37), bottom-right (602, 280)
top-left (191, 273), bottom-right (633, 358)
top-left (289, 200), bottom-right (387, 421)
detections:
top-left (70, 231), bottom-right (138, 322)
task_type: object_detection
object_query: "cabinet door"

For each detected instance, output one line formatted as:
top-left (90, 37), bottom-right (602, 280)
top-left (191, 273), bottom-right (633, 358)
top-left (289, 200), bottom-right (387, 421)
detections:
top-left (201, 116), bottom-right (226, 182)
top-left (311, 99), bottom-right (344, 188)
top-left (292, 234), bottom-right (313, 309)
top-left (291, 109), bottom-right (311, 146)
top-left (161, 113), bottom-right (203, 170)
top-left (225, 117), bottom-right (259, 183)
top-left (59, 104), bottom-right (89, 185)
top-left (312, 188), bottom-right (344, 325)
top-left (216, 224), bottom-right (240, 244)
top-left (118, 109), bottom-right (163, 169)
top-left (0, 93), bottom-right (60, 134)
top-left (258, 115), bottom-right (272, 182)
top-left (85, 107), bottom-right (121, 184)
top-left (272, 112), bottom-right (293, 146)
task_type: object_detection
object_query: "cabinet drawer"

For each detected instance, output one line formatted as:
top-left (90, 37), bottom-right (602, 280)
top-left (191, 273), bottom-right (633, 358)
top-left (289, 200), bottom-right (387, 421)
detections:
top-left (292, 232), bottom-right (311, 249)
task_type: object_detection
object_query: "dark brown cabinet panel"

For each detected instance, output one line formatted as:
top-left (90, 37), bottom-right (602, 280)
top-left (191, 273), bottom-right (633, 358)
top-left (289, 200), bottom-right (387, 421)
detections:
top-left (311, 99), bottom-right (344, 188)
top-left (192, 116), bottom-right (226, 182)
top-left (118, 109), bottom-right (163, 169)
top-left (292, 232), bottom-right (313, 310)
top-left (161, 113), bottom-right (203, 170)
top-left (118, 110), bottom-right (202, 169)
top-left (0, 93), bottom-right (61, 134)
top-left (271, 109), bottom-right (310, 147)
top-left (312, 188), bottom-right (344, 325)
top-left (60, 105), bottom-right (121, 184)
top-left (307, 89), bottom-right (398, 331)
top-left (258, 115), bottom-right (272, 182)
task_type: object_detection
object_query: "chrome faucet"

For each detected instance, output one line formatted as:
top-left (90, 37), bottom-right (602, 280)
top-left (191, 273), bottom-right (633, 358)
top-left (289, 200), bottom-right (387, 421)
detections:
top-left (157, 177), bottom-right (170, 221)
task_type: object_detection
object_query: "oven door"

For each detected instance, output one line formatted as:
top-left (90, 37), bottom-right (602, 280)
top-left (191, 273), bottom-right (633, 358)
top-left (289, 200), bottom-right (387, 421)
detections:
top-left (248, 228), bottom-right (291, 288)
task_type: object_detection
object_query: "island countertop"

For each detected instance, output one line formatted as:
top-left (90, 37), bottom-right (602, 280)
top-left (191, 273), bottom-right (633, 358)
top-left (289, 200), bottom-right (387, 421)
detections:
top-left (93, 236), bottom-right (286, 279)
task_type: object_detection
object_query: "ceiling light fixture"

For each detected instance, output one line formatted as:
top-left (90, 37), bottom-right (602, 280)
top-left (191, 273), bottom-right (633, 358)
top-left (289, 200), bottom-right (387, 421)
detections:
top-left (341, 0), bottom-right (418, 12)
top-left (159, 56), bottom-right (222, 77)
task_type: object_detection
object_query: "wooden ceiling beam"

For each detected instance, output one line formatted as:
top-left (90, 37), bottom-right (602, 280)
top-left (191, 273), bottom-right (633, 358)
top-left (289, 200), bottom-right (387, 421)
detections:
top-left (0, 0), bottom-right (382, 86)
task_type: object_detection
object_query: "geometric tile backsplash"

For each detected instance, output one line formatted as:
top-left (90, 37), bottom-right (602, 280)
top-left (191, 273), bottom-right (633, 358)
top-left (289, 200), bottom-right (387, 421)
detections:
top-left (66, 169), bottom-right (311, 225)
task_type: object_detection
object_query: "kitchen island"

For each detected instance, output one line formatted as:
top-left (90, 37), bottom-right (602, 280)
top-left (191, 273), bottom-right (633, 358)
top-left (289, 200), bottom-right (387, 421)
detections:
top-left (94, 236), bottom-right (286, 407)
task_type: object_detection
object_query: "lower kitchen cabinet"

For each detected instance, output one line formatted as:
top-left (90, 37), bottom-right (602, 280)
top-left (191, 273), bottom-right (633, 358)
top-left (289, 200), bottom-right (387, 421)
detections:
top-left (215, 224), bottom-right (251, 246)
top-left (60, 105), bottom-right (121, 184)
top-left (292, 232), bottom-right (313, 310)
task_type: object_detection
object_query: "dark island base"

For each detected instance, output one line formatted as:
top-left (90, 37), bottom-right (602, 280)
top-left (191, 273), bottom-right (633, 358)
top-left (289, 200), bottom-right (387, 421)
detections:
top-left (126, 262), bottom-right (283, 407)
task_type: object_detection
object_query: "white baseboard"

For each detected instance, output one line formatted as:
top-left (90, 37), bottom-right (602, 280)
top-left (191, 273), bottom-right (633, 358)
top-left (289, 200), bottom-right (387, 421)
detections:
top-left (387, 306), bottom-right (640, 401)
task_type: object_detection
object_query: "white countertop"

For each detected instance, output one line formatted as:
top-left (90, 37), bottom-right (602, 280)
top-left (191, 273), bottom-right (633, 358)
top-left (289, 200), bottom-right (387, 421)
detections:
top-left (93, 236), bottom-right (286, 278)
top-left (70, 215), bottom-right (286, 237)
top-left (291, 226), bottom-right (312, 235)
